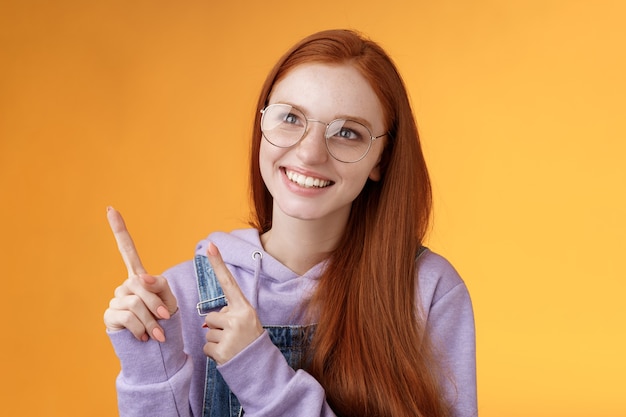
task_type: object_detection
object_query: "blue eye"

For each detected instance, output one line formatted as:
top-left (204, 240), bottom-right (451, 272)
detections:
top-left (327, 119), bottom-right (371, 143)
top-left (337, 128), bottom-right (360, 140)
top-left (284, 113), bottom-right (299, 124)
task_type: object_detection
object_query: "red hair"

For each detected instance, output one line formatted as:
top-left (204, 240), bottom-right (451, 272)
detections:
top-left (249, 30), bottom-right (448, 417)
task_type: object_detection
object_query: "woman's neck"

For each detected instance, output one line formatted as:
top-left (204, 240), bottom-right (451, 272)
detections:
top-left (260, 210), bottom-right (348, 275)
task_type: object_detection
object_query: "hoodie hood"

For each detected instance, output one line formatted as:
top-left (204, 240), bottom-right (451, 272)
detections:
top-left (195, 228), bottom-right (326, 283)
top-left (194, 228), bottom-right (325, 325)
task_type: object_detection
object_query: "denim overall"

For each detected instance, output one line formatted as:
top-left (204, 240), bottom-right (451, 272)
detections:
top-left (194, 254), bottom-right (315, 417)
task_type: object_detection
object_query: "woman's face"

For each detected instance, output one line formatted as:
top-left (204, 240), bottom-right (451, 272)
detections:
top-left (259, 63), bottom-right (386, 225)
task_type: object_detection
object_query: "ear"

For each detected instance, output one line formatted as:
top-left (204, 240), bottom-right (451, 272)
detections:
top-left (368, 162), bottom-right (382, 182)
top-left (368, 142), bottom-right (387, 182)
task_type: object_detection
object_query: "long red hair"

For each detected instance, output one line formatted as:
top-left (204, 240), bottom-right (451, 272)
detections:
top-left (249, 29), bottom-right (449, 417)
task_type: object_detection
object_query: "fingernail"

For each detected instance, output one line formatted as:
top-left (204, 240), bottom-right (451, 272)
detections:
top-left (141, 333), bottom-right (149, 342)
top-left (207, 242), bottom-right (218, 256)
top-left (152, 327), bottom-right (165, 343)
top-left (106, 206), bottom-right (112, 213)
top-left (157, 305), bottom-right (170, 320)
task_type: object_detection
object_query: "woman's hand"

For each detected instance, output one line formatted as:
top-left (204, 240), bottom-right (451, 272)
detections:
top-left (203, 242), bottom-right (264, 365)
top-left (103, 207), bottom-right (178, 342)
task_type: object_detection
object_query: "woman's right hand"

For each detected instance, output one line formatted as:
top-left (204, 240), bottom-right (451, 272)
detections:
top-left (103, 207), bottom-right (178, 342)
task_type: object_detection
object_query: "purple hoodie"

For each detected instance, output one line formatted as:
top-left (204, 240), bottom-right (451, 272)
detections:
top-left (108, 228), bottom-right (477, 416)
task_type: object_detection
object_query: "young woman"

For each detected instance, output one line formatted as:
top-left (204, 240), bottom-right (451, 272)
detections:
top-left (104, 29), bottom-right (477, 417)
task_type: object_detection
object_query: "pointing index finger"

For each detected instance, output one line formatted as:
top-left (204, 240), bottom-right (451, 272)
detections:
top-left (207, 242), bottom-right (248, 308)
top-left (107, 207), bottom-right (147, 277)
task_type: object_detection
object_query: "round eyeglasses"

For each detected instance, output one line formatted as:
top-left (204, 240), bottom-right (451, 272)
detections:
top-left (260, 103), bottom-right (386, 163)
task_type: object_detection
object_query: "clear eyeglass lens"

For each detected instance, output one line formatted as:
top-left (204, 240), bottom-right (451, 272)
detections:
top-left (261, 104), bottom-right (306, 147)
top-left (325, 120), bottom-right (372, 162)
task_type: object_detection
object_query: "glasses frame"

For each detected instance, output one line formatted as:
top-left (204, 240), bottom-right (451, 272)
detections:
top-left (260, 103), bottom-right (387, 163)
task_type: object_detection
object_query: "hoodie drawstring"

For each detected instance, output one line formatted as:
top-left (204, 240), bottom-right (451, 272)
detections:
top-left (250, 250), bottom-right (263, 309)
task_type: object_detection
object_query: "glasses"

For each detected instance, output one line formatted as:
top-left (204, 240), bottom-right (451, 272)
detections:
top-left (260, 103), bottom-right (386, 163)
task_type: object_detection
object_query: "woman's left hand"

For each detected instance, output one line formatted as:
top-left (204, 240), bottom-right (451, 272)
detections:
top-left (203, 242), bottom-right (264, 365)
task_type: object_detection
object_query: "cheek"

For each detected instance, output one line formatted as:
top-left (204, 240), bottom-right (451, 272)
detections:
top-left (258, 145), bottom-right (271, 184)
top-left (337, 165), bottom-right (373, 195)
top-left (258, 141), bottom-right (281, 189)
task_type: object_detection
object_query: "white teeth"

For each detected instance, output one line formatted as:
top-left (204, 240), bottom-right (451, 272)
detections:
top-left (285, 170), bottom-right (331, 188)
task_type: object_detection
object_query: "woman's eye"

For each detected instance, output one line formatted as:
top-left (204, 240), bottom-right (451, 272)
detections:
top-left (284, 113), bottom-right (300, 124)
top-left (337, 128), bottom-right (359, 140)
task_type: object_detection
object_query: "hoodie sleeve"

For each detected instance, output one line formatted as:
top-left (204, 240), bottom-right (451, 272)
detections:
top-left (421, 253), bottom-right (478, 417)
top-left (217, 331), bottom-right (337, 417)
top-left (108, 312), bottom-right (194, 417)
top-left (107, 260), bottom-right (204, 417)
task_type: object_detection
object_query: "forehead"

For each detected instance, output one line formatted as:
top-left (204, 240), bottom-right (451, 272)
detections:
top-left (268, 63), bottom-right (384, 127)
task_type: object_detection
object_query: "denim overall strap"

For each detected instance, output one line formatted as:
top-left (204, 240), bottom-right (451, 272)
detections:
top-left (195, 255), bottom-right (226, 315)
top-left (195, 255), bottom-right (235, 416)
top-left (194, 255), bottom-right (315, 417)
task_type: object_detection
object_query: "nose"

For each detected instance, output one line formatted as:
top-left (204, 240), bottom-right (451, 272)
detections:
top-left (296, 121), bottom-right (328, 164)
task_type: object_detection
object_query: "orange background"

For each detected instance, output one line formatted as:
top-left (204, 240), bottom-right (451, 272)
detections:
top-left (1, 1), bottom-right (625, 416)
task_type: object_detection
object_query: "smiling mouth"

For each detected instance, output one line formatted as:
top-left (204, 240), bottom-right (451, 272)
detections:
top-left (284, 169), bottom-right (333, 188)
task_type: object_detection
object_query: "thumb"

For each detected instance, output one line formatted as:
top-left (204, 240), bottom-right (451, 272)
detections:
top-left (140, 273), bottom-right (179, 317)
